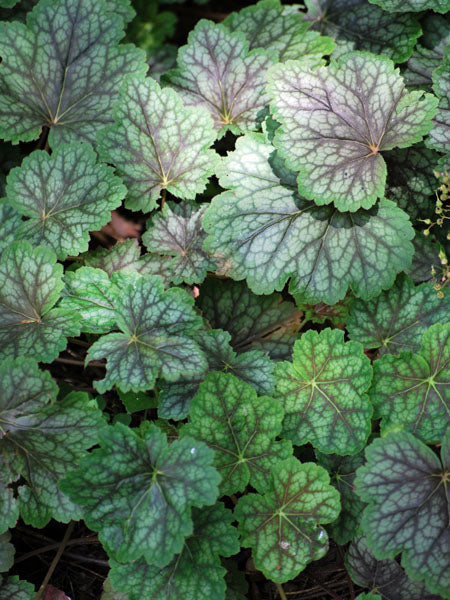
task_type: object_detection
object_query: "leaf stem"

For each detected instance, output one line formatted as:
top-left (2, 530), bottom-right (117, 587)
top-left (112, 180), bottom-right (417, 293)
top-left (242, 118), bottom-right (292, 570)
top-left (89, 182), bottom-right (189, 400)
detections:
top-left (275, 582), bottom-right (288, 600)
top-left (34, 521), bottom-right (75, 600)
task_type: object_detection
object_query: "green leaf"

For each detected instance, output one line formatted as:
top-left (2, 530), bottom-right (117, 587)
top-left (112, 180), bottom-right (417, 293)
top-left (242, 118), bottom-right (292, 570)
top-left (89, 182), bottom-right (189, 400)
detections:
top-left (346, 535), bottom-right (443, 600)
top-left (347, 275), bottom-right (449, 356)
top-left (158, 328), bottom-right (275, 420)
top-left (235, 457), bottom-right (340, 583)
top-left (60, 423), bottom-right (220, 565)
top-left (268, 52), bottom-right (438, 212)
top-left (426, 47), bottom-right (450, 157)
top-left (101, 579), bottom-right (129, 600)
top-left (0, 358), bottom-right (104, 528)
top-left (315, 451), bottom-right (365, 544)
top-left (223, 0), bottom-right (334, 62)
top-left (0, 199), bottom-right (20, 255)
top-left (117, 389), bottom-right (157, 414)
top-left (303, 0), bottom-right (421, 63)
top-left (97, 77), bottom-right (218, 212)
top-left (223, 559), bottom-right (248, 600)
top-left (0, 0), bottom-right (147, 146)
top-left (356, 595), bottom-right (381, 600)
top-left (109, 502), bottom-right (239, 600)
top-left (368, 0), bottom-right (449, 14)
top-left (204, 133), bottom-right (414, 305)
top-left (0, 576), bottom-right (34, 600)
top-left (355, 430), bottom-right (450, 598)
top-left (197, 277), bottom-right (302, 361)
top-left (142, 202), bottom-right (216, 285)
top-left (6, 143), bottom-right (125, 259)
top-left (86, 275), bottom-right (207, 393)
top-left (406, 233), bottom-right (441, 283)
top-left (0, 532), bottom-right (14, 572)
top-left (0, 142), bottom-right (21, 196)
top-left (369, 323), bottom-right (450, 444)
top-left (276, 329), bottom-right (372, 454)
top-left (182, 372), bottom-right (291, 495)
top-left (0, 241), bottom-right (80, 362)
top-left (165, 20), bottom-right (276, 137)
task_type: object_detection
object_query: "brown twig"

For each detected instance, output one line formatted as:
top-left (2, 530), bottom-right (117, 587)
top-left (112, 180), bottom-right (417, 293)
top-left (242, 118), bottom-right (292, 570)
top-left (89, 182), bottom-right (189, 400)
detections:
top-left (15, 537), bottom-right (100, 564)
top-left (54, 357), bottom-right (105, 368)
top-left (34, 521), bottom-right (75, 600)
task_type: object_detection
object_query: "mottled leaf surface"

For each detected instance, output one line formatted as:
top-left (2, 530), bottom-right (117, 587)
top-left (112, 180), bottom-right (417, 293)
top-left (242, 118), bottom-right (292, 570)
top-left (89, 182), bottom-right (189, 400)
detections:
top-left (0, 199), bottom-right (20, 255)
top-left (370, 323), bottom-right (450, 443)
top-left (6, 144), bottom-right (125, 259)
top-left (0, 241), bottom-right (80, 362)
top-left (0, 576), bottom-right (34, 600)
top-left (0, 532), bottom-right (14, 572)
top-left (235, 457), bottom-right (340, 582)
top-left (268, 52), bottom-right (438, 211)
top-left (109, 503), bottom-right (239, 600)
top-left (61, 423), bottom-right (220, 565)
top-left (98, 77), bottom-right (218, 212)
top-left (355, 430), bottom-right (450, 597)
top-left (368, 0), bottom-right (449, 13)
top-left (0, 0), bottom-right (147, 146)
top-left (347, 275), bottom-right (449, 356)
top-left (276, 329), bottom-right (372, 454)
top-left (165, 20), bottom-right (276, 136)
top-left (426, 47), bottom-right (450, 157)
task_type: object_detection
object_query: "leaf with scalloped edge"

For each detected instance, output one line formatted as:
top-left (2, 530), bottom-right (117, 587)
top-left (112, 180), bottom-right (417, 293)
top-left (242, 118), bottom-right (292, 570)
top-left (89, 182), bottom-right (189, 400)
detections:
top-left (368, 0), bottom-right (449, 13)
top-left (0, 532), bottom-right (14, 572)
top-left (98, 77), bottom-right (218, 212)
top-left (0, 575), bottom-right (34, 599)
top-left (346, 535), bottom-right (444, 600)
top-left (426, 47), bottom-right (450, 159)
top-left (196, 277), bottom-right (302, 361)
top-left (158, 328), bottom-right (275, 420)
top-left (109, 502), bottom-right (239, 600)
top-left (347, 275), bottom-right (449, 356)
top-left (60, 422), bottom-right (220, 565)
top-left (0, 358), bottom-right (104, 528)
top-left (235, 457), bottom-right (340, 583)
top-left (182, 372), bottom-right (291, 495)
top-left (204, 133), bottom-right (414, 305)
top-left (303, 0), bottom-right (420, 63)
top-left (0, 241), bottom-right (80, 363)
top-left (406, 233), bottom-right (441, 284)
top-left (86, 275), bottom-right (207, 393)
top-left (355, 430), bottom-right (450, 598)
top-left (164, 19), bottom-right (276, 137)
top-left (0, 200), bottom-right (20, 255)
top-left (268, 52), bottom-right (438, 212)
top-left (276, 329), bottom-right (372, 455)
top-left (0, 0), bottom-right (147, 147)
top-left (142, 202), bottom-right (216, 285)
top-left (6, 144), bottom-right (125, 259)
top-left (369, 323), bottom-right (450, 444)
top-left (223, 0), bottom-right (334, 62)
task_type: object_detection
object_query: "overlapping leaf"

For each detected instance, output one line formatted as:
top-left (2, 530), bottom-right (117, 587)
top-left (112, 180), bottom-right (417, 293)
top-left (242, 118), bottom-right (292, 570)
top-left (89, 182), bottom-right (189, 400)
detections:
top-left (223, 0), bottom-right (334, 62)
top-left (268, 52), bottom-right (438, 211)
top-left (368, 0), bottom-right (449, 13)
top-left (0, 241), bottom-right (80, 362)
top-left (142, 201), bottom-right (216, 285)
top-left (86, 275), bottom-right (207, 393)
top-left (98, 77), bottom-right (218, 212)
top-left (355, 430), bottom-right (450, 597)
top-left (204, 133), bottom-right (415, 305)
top-left (0, 576), bottom-right (34, 599)
top-left (369, 323), bottom-right (450, 443)
top-left (6, 144), bottom-right (125, 259)
top-left (0, 532), bottom-right (13, 572)
top-left (426, 47), bottom-right (450, 158)
top-left (303, 0), bottom-right (420, 62)
top-left (347, 274), bottom-right (449, 356)
top-left (0, 199), bottom-right (20, 255)
top-left (109, 503), bottom-right (239, 600)
top-left (60, 423), bottom-right (220, 565)
top-left (165, 20), bottom-right (276, 136)
top-left (235, 457), bottom-right (340, 583)
top-left (182, 372), bottom-right (291, 495)
top-left (276, 329), bottom-right (372, 454)
top-left (406, 233), bottom-right (441, 283)
top-left (0, 0), bottom-right (147, 146)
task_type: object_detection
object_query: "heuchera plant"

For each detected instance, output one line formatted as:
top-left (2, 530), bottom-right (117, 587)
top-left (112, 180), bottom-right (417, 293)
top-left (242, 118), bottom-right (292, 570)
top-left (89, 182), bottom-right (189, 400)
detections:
top-left (0, 0), bottom-right (449, 598)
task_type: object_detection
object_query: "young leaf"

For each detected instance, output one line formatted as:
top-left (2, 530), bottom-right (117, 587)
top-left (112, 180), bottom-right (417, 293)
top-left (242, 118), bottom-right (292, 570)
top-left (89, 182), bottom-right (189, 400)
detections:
top-left (235, 457), bottom-right (340, 583)
top-left (164, 20), bottom-right (276, 137)
top-left (0, 575), bottom-right (34, 599)
top-left (0, 0), bottom-right (147, 146)
top-left (276, 329), bottom-right (372, 455)
top-left (142, 202), bottom-right (216, 285)
top-left (6, 143), bottom-right (125, 259)
top-left (182, 372), bottom-right (292, 495)
top-left (355, 430), bottom-right (450, 597)
top-left (197, 277), bottom-right (302, 361)
top-left (369, 323), bottom-right (450, 444)
top-left (303, 0), bottom-right (421, 62)
top-left (86, 275), bottom-right (207, 393)
top-left (60, 423), bottom-right (220, 566)
top-left (204, 133), bottom-right (414, 305)
top-left (347, 275), bottom-right (449, 356)
top-left (0, 241), bottom-right (80, 362)
top-left (268, 52), bottom-right (438, 211)
top-left (368, 0), bottom-right (449, 14)
top-left (0, 199), bottom-right (20, 255)
top-left (223, 0), bottom-right (334, 62)
top-left (426, 47), bottom-right (450, 157)
top-left (109, 503), bottom-right (239, 600)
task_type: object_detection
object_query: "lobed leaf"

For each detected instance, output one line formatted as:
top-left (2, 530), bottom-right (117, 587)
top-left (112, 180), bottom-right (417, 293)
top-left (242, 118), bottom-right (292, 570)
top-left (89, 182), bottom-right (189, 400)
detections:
top-left (368, 0), bottom-right (450, 13)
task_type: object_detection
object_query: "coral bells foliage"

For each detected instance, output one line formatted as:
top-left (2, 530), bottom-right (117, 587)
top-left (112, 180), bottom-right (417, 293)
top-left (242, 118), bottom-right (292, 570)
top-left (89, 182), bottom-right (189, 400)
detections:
top-left (0, 0), bottom-right (449, 598)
